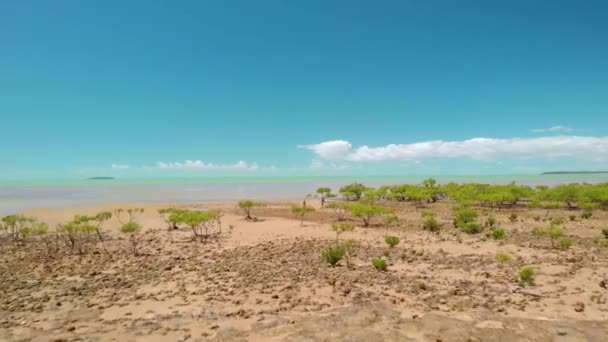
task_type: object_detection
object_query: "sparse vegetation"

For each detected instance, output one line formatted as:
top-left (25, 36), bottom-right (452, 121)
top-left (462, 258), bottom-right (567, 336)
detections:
top-left (462, 222), bottom-right (481, 234)
top-left (423, 215), bottom-right (441, 233)
top-left (508, 213), bottom-right (518, 223)
top-left (581, 211), bottom-right (593, 219)
top-left (331, 222), bottom-right (355, 243)
top-left (453, 207), bottom-right (478, 229)
top-left (384, 235), bottom-right (400, 248)
top-left (120, 221), bottom-right (142, 256)
top-left (496, 251), bottom-right (512, 263)
top-left (558, 237), bottom-right (574, 250)
top-left (321, 244), bottom-right (345, 266)
top-left (602, 228), bottom-right (608, 239)
top-left (325, 201), bottom-right (350, 221)
top-left (488, 227), bottom-right (506, 240)
top-left (518, 266), bottom-right (535, 286)
top-left (292, 204), bottom-right (316, 226)
top-left (371, 257), bottom-right (388, 271)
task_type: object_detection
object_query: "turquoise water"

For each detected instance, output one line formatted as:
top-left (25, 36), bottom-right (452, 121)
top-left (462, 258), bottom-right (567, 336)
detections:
top-left (1, 174), bottom-right (607, 214)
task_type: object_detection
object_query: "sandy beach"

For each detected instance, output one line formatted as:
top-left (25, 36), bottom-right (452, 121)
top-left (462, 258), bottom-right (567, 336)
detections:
top-left (2, 197), bottom-right (608, 341)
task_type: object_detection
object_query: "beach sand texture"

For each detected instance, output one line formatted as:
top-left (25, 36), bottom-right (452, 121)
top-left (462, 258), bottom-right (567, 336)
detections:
top-left (2, 200), bottom-right (608, 341)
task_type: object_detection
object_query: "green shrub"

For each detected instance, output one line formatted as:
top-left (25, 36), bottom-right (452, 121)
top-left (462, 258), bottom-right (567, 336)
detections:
top-left (550, 217), bottom-right (565, 227)
top-left (371, 257), bottom-right (388, 271)
top-left (488, 227), bottom-right (506, 240)
top-left (518, 266), bottom-right (535, 286)
top-left (462, 222), bottom-right (481, 234)
top-left (485, 216), bottom-right (497, 227)
top-left (533, 216), bottom-right (541, 222)
top-left (558, 237), bottom-right (573, 250)
top-left (321, 245), bottom-right (345, 266)
top-left (581, 211), bottom-right (593, 219)
top-left (453, 207), bottom-right (478, 228)
top-left (602, 228), bottom-right (608, 239)
top-left (508, 213), bottom-right (518, 223)
top-left (423, 216), bottom-right (441, 232)
top-left (547, 227), bottom-right (564, 247)
top-left (496, 251), bottom-right (512, 263)
top-left (569, 215), bottom-right (577, 221)
top-left (120, 221), bottom-right (142, 256)
top-left (384, 235), bottom-right (400, 248)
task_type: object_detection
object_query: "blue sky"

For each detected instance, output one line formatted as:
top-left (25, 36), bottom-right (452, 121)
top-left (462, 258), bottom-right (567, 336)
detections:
top-left (1, 0), bottom-right (607, 179)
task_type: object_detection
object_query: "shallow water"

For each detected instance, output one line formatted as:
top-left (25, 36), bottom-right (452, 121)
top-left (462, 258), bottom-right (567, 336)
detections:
top-left (1, 174), bottom-right (607, 214)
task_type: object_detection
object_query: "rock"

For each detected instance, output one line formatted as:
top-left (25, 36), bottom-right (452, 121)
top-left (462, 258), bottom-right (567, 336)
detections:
top-left (556, 328), bottom-right (567, 336)
top-left (573, 302), bottom-right (585, 312)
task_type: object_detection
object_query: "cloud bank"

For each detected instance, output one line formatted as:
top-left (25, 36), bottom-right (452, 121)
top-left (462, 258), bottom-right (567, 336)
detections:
top-left (111, 164), bottom-right (130, 169)
top-left (300, 136), bottom-right (608, 162)
top-left (531, 125), bottom-right (574, 133)
top-left (156, 160), bottom-right (259, 171)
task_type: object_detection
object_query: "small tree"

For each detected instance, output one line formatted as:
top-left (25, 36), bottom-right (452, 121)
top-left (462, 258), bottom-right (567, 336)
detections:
top-left (181, 210), bottom-right (222, 242)
top-left (325, 201), bottom-right (349, 221)
top-left (339, 183), bottom-right (369, 201)
top-left (114, 208), bottom-right (144, 224)
top-left (292, 205), bottom-right (316, 226)
top-left (120, 221), bottom-right (142, 256)
top-left (331, 222), bottom-right (355, 243)
top-left (238, 200), bottom-right (259, 220)
top-left (316, 187), bottom-right (336, 207)
top-left (347, 203), bottom-right (393, 227)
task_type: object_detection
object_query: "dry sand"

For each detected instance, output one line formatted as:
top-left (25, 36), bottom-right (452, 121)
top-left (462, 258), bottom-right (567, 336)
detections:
top-left (2, 200), bottom-right (608, 341)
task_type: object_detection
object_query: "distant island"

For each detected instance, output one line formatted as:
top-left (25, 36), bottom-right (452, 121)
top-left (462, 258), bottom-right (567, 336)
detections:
top-left (87, 177), bottom-right (116, 180)
top-left (542, 171), bottom-right (608, 175)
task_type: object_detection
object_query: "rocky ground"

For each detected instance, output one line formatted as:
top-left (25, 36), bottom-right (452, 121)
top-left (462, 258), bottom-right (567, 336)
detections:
top-left (1, 201), bottom-right (608, 341)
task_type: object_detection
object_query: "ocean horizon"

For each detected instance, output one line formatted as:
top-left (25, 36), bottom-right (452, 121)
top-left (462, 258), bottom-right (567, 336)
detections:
top-left (1, 174), bottom-right (607, 215)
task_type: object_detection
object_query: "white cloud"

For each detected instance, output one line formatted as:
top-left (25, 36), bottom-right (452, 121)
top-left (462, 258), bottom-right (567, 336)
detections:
top-left (301, 136), bottom-right (608, 162)
top-left (531, 125), bottom-right (574, 133)
top-left (297, 140), bottom-right (352, 160)
top-left (111, 164), bottom-right (130, 169)
top-left (156, 160), bottom-right (259, 171)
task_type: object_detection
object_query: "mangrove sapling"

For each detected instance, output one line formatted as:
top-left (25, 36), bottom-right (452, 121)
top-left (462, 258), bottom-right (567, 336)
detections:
top-left (546, 227), bottom-right (564, 248)
top-left (57, 218), bottom-right (97, 255)
top-left (115, 208), bottom-right (144, 224)
top-left (238, 200), bottom-right (259, 220)
top-left (371, 257), bottom-right (388, 272)
top-left (384, 214), bottom-right (399, 231)
top-left (120, 221), bottom-right (142, 256)
top-left (325, 201), bottom-right (349, 221)
top-left (453, 207), bottom-right (478, 229)
top-left (291, 204), bottom-right (315, 226)
top-left (518, 266), bottom-right (535, 286)
top-left (158, 208), bottom-right (183, 230)
top-left (495, 251), bottom-right (513, 263)
top-left (508, 213), bottom-right (518, 223)
top-left (181, 210), bottom-right (222, 242)
top-left (321, 244), bottom-right (346, 266)
top-left (462, 222), bottom-right (481, 234)
top-left (559, 237), bottom-right (574, 250)
top-left (384, 235), bottom-right (400, 248)
top-left (1, 214), bottom-right (35, 242)
top-left (340, 239), bottom-right (359, 269)
top-left (581, 210), bottom-right (593, 219)
top-left (488, 227), bottom-right (506, 240)
top-left (331, 222), bottom-right (355, 243)
top-left (316, 187), bottom-right (336, 207)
